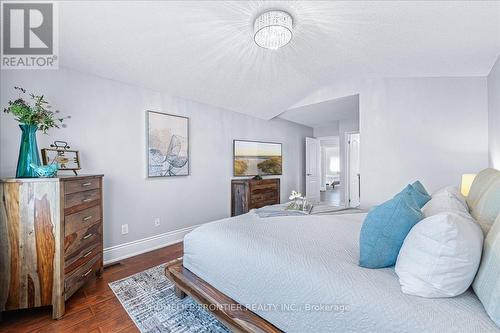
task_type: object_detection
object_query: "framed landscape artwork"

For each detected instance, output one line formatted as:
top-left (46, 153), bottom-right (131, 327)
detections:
top-left (147, 111), bottom-right (189, 177)
top-left (233, 140), bottom-right (282, 176)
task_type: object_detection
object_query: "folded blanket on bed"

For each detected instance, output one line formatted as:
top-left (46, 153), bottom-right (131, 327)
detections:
top-left (253, 203), bottom-right (365, 218)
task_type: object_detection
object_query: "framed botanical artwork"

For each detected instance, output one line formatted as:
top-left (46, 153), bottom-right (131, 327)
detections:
top-left (147, 111), bottom-right (189, 177)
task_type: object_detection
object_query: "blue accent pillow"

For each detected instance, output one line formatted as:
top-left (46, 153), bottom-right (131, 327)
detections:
top-left (411, 180), bottom-right (429, 196)
top-left (403, 182), bottom-right (431, 208)
top-left (399, 183), bottom-right (431, 208)
top-left (359, 192), bottom-right (424, 268)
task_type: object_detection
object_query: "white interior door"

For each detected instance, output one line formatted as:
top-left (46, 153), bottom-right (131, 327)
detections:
top-left (347, 133), bottom-right (361, 207)
top-left (320, 146), bottom-right (326, 191)
top-left (306, 137), bottom-right (321, 203)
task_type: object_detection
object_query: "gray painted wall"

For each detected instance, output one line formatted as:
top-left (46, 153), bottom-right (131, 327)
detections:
top-left (0, 68), bottom-right (313, 248)
top-left (488, 56), bottom-right (500, 169)
top-left (313, 121), bottom-right (340, 137)
top-left (360, 77), bottom-right (489, 206)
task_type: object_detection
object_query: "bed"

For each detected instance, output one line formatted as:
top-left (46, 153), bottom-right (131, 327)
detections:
top-left (166, 173), bottom-right (500, 332)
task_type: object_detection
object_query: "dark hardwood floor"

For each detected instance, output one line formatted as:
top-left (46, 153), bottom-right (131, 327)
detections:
top-left (0, 242), bottom-right (183, 333)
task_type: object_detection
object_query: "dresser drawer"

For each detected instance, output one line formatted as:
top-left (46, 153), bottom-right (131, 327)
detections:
top-left (250, 182), bottom-right (278, 193)
top-left (250, 194), bottom-right (265, 203)
top-left (64, 178), bottom-right (101, 195)
top-left (65, 242), bottom-right (102, 274)
top-left (65, 205), bottom-right (101, 236)
top-left (250, 189), bottom-right (277, 198)
top-left (251, 192), bottom-right (278, 204)
top-left (65, 189), bottom-right (101, 214)
top-left (250, 195), bottom-right (278, 209)
top-left (65, 222), bottom-right (102, 258)
top-left (65, 253), bottom-right (101, 300)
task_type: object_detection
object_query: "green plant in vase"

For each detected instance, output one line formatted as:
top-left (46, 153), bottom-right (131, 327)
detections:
top-left (3, 87), bottom-right (69, 178)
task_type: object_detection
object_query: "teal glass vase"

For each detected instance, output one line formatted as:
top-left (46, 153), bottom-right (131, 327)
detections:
top-left (16, 124), bottom-right (41, 178)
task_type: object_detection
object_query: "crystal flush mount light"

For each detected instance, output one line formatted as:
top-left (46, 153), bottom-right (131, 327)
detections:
top-left (254, 10), bottom-right (293, 50)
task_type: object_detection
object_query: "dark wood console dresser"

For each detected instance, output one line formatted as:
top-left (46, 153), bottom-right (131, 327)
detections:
top-left (0, 175), bottom-right (104, 319)
top-left (231, 178), bottom-right (280, 216)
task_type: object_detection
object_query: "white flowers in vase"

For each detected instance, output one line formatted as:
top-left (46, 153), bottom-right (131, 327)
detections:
top-left (288, 190), bottom-right (305, 210)
top-left (286, 190), bottom-right (313, 213)
top-left (289, 190), bottom-right (303, 201)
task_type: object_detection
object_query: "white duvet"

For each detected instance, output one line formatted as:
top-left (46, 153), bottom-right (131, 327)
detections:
top-left (183, 212), bottom-right (499, 333)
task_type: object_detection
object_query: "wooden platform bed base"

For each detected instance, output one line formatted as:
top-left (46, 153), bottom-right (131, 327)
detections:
top-left (165, 258), bottom-right (283, 333)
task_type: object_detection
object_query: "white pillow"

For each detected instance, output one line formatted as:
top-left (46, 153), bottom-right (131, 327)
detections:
top-left (422, 186), bottom-right (468, 217)
top-left (395, 212), bottom-right (483, 298)
top-left (433, 186), bottom-right (467, 206)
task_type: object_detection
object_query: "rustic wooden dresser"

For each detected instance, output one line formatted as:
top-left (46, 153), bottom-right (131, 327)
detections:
top-left (0, 175), bottom-right (104, 319)
top-left (231, 178), bottom-right (280, 216)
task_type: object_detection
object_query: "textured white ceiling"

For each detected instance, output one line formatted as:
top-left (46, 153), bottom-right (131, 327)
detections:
top-left (279, 94), bottom-right (359, 128)
top-left (59, 1), bottom-right (500, 119)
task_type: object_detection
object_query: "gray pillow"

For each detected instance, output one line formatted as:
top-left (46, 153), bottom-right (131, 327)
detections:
top-left (473, 213), bottom-right (500, 327)
top-left (466, 168), bottom-right (500, 234)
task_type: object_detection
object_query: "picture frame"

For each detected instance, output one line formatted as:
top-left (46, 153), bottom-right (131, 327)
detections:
top-left (41, 148), bottom-right (81, 174)
top-left (233, 139), bottom-right (282, 177)
top-left (147, 111), bottom-right (190, 177)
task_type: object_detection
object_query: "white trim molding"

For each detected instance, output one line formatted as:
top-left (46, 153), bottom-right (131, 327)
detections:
top-left (103, 224), bottom-right (200, 265)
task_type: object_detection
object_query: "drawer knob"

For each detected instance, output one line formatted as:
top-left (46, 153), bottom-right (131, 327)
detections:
top-left (81, 268), bottom-right (93, 278)
top-left (82, 216), bottom-right (93, 221)
top-left (82, 198), bottom-right (93, 203)
top-left (82, 233), bottom-right (93, 240)
top-left (82, 182), bottom-right (92, 187)
top-left (83, 250), bottom-right (93, 258)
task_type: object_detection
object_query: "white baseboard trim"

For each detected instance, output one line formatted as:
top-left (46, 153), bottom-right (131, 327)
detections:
top-left (103, 224), bottom-right (201, 265)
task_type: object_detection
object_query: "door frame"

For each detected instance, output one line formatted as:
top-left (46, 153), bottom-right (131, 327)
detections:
top-left (316, 136), bottom-right (340, 191)
top-left (305, 137), bottom-right (321, 203)
top-left (345, 131), bottom-right (360, 207)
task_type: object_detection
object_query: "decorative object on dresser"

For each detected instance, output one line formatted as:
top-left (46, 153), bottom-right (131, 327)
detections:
top-left (41, 141), bottom-right (81, 176)
top-left (3, 87), bottom-right (69, 178)
top-left (0, 175), bottom-right (104, 319)
top-left (30, 163), bottom-right (59, 178)
top-left (287, 190), bottom-right (313, 214)
top-left (231, 178), bottom-right (280, 216)
top-left (147, 111), bottom-right (189, 177)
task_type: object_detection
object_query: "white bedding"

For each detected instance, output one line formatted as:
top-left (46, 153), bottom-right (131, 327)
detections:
top-left (183, 212), bottom-right (499, 333)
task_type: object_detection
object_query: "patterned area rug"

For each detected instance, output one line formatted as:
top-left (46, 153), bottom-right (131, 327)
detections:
top-left (109, 263), bottom-right (230, 333)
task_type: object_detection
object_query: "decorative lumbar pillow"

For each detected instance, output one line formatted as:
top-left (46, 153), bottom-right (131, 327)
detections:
top-left (422, 186), bottom-right (469, 217)
top-left (403, 182), bottom-right (431, 208)
top-left (473, 213), bottom-right (500, 326)
top-left (359, 192), bottom-right (424, 268)
top-left (395, 212), bottom-right (483, 298)
top-left (466, 168), bottom-right (500, 234)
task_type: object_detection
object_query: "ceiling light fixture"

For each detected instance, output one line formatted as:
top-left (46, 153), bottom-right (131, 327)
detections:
top-left (254, 10), bottom-right (293, 50)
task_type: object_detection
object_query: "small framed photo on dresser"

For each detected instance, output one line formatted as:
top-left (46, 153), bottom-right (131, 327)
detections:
top-left (41, 148), bottom-right (81, 175)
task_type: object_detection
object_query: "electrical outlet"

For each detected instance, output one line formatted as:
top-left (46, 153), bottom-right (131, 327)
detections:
top-left (121, 224), bottom-right (129, 235)
top-left (154, 217), bottom-right (161, 227)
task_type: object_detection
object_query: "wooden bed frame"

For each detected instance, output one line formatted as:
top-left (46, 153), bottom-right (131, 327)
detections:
top-left (165, 258), bottom-right (282, 333)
